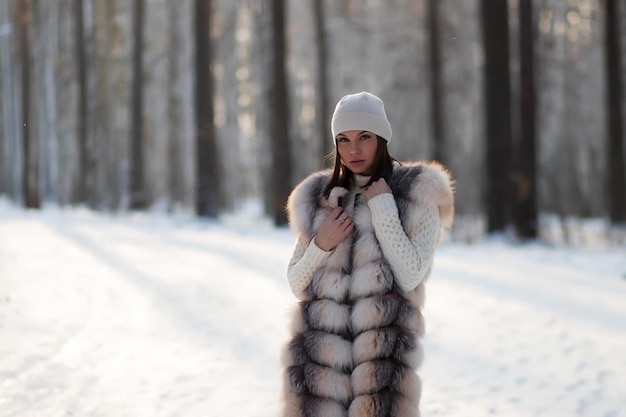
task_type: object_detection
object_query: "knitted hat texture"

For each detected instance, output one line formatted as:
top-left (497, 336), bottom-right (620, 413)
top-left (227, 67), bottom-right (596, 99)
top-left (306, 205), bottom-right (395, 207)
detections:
top-left (331, 91), bottom-right (392, 142)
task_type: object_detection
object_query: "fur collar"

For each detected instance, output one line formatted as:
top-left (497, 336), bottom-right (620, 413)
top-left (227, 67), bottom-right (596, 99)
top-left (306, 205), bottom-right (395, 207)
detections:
top-left (287, 160), bottom-right (455, 240)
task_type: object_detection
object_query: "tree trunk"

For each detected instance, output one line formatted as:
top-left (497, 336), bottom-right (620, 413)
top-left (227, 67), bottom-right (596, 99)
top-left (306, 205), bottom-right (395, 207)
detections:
top-left (606, 0), bottom-right (626, 223)
top-left (195, 0), bottom-right (219, 217)
top-left (167, 0), bottom-right (183, 211)
top-left (17, 0), bottom-right (39, 208)
top-left (129, 0), bottom-right (145, 209)
top-left (312, 0), bottom-right (330, 162)
top-left (481, 0), bottom-right (512, 232)
top-left (270, 0), bottom-right (291, 226)
top-left (0, 0), bottom-right (19, 199)
top-left (75, 0), bottom-right (89, 204)
top-left (513, 0), bottom-right (538, 238)
top-left (428, 0), bottom-right (445, 163)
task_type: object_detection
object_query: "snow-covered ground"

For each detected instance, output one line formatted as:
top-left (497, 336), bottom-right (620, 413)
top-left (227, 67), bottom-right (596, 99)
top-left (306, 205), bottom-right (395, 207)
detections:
top-left (1, 199), bottom-right (625, 417)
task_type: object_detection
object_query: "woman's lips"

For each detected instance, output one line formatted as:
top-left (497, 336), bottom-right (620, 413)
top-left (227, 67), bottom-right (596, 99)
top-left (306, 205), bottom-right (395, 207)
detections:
top-left (350, 160), bottom-right (365, 167)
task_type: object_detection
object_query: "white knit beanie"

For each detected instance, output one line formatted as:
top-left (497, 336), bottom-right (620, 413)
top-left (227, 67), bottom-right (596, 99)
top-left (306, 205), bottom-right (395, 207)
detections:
top-left (331, 91), bottom-right (392, 143)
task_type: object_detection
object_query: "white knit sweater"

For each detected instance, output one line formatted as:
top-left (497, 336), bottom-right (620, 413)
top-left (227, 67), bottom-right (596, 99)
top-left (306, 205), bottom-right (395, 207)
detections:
top-left (286, 174), bottom-right (441, 300)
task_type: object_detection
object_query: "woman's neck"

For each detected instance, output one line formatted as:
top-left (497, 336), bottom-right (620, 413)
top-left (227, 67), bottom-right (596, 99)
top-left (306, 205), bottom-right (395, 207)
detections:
top-left (354, 173), bottom-right (371, 188)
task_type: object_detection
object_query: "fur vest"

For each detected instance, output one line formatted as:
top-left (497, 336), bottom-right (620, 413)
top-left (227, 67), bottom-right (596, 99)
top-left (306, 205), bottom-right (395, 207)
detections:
top-left (281, 161), bottom-right (454, 417)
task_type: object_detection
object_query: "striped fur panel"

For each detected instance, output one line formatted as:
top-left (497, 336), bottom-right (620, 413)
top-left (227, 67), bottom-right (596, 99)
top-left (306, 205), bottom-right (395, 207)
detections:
top-left (282, 393), bottom-right (348, 417)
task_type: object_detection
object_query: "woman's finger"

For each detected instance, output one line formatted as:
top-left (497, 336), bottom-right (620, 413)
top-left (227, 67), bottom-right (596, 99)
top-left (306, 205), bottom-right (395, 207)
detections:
top-left (336, 213), bottom-right (350, 225)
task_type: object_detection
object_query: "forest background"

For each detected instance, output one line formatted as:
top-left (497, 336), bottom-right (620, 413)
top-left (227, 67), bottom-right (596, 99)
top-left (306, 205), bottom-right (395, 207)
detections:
top-left (0, 0), bottom-right (625, 244)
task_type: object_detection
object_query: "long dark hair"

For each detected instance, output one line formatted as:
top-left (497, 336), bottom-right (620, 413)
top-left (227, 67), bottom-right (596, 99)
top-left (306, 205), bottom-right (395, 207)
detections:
top-left (323, 136), bottom-right (398, 197)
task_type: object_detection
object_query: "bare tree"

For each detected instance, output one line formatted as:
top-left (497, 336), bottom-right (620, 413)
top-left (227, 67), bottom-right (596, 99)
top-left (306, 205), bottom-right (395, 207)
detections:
top-left (166, 0), bottom-right (193, 212)
top-left (17, 0), bottom-right (39, 208)
top-left (606, 0), bottom-right (626, 224)
top-left (129, 0), bottom-right (146, 209)
top-left (428, 0), bottom-right (445, 163)
top-left (312, 0), bottom-right (330, 162)
top-left (74, 0), bottom-right (90, 205)
top-left (481, 0), bottom-right (512, 232)
top-left (513, 0), bottom-right (538, 238)
top-left (0, 0), bottom-right (20, 199)
top-left (195, 0), bottom-right (219, 217)
top-left (269, 0), bottom-right (291, 226)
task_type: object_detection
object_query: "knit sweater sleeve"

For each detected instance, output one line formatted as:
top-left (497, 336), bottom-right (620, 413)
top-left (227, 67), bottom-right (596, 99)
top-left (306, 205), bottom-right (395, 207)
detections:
top-left (367, 193), bottom-right (441, 291)
top-left (286, 235), bottom-right (331, 300)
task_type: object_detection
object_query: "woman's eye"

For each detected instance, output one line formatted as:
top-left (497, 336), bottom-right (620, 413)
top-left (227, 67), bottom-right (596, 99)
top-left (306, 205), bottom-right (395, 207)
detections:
top-left (337, 137), bottom-right (348, 143)
top-left (360, 135), bottom-right (370, 140)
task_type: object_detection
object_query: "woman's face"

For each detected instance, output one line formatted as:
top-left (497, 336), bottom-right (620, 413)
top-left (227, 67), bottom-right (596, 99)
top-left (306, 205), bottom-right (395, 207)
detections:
top-left (335, 130), bottom-right (378, 176)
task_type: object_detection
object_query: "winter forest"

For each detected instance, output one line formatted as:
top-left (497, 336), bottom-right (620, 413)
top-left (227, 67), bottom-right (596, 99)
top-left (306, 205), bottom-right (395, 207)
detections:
top-left (2, 1), bottom-right (626, 416)
top-left (0, 0), bottom-right (625, 243)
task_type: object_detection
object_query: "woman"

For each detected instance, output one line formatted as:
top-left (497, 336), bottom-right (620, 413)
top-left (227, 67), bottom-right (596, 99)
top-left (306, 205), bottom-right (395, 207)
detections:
top-left (281, 91), bottom-right (455, 417)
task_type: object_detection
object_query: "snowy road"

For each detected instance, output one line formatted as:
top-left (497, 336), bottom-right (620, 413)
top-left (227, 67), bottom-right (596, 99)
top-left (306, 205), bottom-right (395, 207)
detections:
top-left (1, 203), bottom-right (625, 417)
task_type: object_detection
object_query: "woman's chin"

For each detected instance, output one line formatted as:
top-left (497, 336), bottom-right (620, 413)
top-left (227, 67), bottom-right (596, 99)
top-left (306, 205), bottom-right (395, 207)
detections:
top-left (349, 165), bottom-right (373, 175)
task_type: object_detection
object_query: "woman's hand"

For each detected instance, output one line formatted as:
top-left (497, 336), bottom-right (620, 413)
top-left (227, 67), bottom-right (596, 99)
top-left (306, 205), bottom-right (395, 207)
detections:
top-left (362, 178), bottom-right (392, 202)
top-left (314, 207), bottom-right (353, 251)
